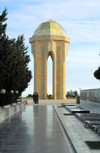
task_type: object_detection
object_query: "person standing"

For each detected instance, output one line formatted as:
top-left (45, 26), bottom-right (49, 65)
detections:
top-left (33, 92), bottom-right (39, 104)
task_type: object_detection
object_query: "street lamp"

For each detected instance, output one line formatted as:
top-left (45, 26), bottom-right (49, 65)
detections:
top-left (15, 90), bottom-right (19, 94)
top-left (10, 90), bottom-right (14, 105)
top-left (79, 88), bottom-right (81, 96)
top-left (0, 89), bottom-right (6, 107)
top-left (15, 90), bottom-right (19, 103)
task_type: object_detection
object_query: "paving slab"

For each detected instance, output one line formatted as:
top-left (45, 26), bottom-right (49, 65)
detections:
top-left (54, 104), bottom-right (100, 153)
top-left (0, 105), bottom-right (74, 153)
top-left (25, 99), bottom-right (76, 105)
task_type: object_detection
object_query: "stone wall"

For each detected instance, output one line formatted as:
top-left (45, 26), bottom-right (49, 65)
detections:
top-left (0, 101), bottom-right (26, 123)
top-left (80, 88), bottom-right (100, 102)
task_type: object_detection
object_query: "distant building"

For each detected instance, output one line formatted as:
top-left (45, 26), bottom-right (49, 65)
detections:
top-left (80, 88), bottom-right (100, 102)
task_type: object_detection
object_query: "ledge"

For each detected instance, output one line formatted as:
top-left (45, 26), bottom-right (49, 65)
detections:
top-left (0, 101), bottom-right (26, 123)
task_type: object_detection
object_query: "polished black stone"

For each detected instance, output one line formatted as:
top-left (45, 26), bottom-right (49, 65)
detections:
top-left (0, 105), bottom-right (70, 153)
top-left (65, 106), bottom-right (90, 114)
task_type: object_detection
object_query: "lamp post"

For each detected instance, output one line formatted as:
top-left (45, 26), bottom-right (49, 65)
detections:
top-left (15, 90), bottom-right (19, 103)
top-left (10, 90), bottom-right (14, 105)
top-left (0, 89), bottom-right (6, 107)
top-left (79, 88), bottom-right (81, 96)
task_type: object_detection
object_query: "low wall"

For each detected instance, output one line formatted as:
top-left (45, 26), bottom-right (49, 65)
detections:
top-left (0, 101), bottom-right (26, 123)
top-left (80, 88), bottom-right (100, 102)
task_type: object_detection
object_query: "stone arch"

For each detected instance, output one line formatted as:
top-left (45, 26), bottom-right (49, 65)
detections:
top-left (45, 51), bottom-right (55, 99)
top-left (29, 20), bottom-right (70, 99)
top-left (47, 51), bottom-right (54, 61)
top-left (47, 55), bottom-right (53, 97)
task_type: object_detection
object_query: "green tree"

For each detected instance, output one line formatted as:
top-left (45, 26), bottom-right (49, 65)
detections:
top-left (0, 9), bottom-right (32, 106)
top-left (27, 94), bottom-right (33, 98)
top-left (66, 90), bottom-right (78, 98)
top-left (7, 35), bottom-right (32, 94)
top-left (0, 9), bottom-right (8, 89)
top-left (94, 67), bottom-right (100, 81)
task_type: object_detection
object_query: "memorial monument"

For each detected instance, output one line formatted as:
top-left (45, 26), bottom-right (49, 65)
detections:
top-left (29, 20), bottom-right (70, 99)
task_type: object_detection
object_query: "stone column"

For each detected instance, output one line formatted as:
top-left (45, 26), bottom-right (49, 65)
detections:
top-left (53, 57), bottom-right (56, 99)
top-left (56, 43), bottom-right (67, 99)
top-left (42, 51), bottom-right (47, 99)
top-left (56, 46), bottom-right (60, 99)
top-left (34, 52), bottom-right (43, 99)
top-left (59, 60), bottom-right (66, 99)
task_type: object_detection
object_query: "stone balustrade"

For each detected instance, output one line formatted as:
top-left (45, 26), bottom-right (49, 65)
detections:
top-left (0, 101), bottom-right (26, 123)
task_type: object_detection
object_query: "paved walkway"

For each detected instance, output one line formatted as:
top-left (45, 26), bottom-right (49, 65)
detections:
top-left (0, 105), bottom-right (73, 153)
top-left (25, 99), bottom-right (76, 105)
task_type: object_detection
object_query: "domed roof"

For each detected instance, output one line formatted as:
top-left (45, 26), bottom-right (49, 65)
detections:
top-left (34, 20), bottom-right (66, 36)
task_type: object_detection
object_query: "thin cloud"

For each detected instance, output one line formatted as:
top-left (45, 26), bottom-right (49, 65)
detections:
top-left (4, 0), bottom-right (100, 43)
top-left (1, 0), bottom-right (100, 96)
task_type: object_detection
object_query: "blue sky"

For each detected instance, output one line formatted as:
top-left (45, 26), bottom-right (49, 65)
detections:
top-left (0, 0), bottom-right (100, 96)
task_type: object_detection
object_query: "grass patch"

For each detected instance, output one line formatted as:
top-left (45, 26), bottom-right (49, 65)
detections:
top-left (85, 141), bottom-right (100, 149)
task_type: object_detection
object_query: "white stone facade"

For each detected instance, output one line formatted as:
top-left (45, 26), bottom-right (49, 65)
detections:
top-left (80, 88), bottom-right (100, 102)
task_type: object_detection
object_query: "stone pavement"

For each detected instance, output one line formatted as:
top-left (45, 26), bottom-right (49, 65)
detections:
top-left (53, 100), bottom-right (100, 153)
top-left (25, 98), bottom-right (76, 105)
top-left (0, 99), bottom-right (100, 153)
top-left (0, 105), bottom-right (75, 153)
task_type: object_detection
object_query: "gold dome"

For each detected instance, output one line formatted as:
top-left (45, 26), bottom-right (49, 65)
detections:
top-left (34, 20), bottom-right (66, 36)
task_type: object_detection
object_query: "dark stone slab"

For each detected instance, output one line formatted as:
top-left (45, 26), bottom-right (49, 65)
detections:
top-left (75, 113), bottom-right (100, 122)
top-left (65, 106), bottom-right (90, 114)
